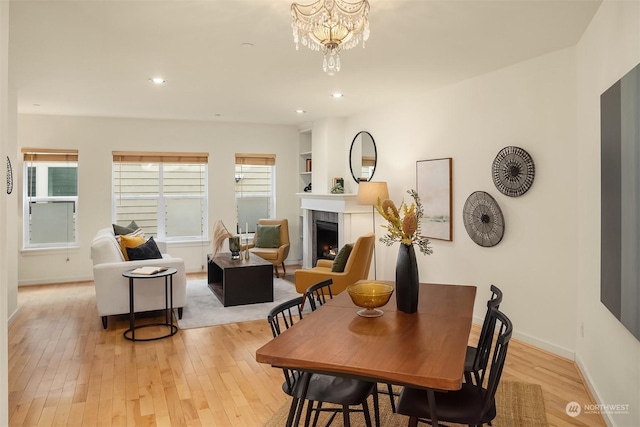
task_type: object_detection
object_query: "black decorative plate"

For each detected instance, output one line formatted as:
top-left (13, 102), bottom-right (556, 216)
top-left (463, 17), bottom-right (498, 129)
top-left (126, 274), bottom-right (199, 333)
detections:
top-left (463, 191), bottom-right (504, 247)
top-left (6, 156), bottom-right (12, 195)
top-left (492, 146), bottom-right (535, 197)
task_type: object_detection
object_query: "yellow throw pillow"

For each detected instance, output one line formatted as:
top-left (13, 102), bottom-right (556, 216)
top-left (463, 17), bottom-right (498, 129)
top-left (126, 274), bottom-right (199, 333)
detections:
top-left (119, 234), bottom-right (146, 261)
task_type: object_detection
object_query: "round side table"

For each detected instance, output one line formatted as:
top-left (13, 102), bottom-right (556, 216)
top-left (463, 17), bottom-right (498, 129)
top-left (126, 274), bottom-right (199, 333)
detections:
top-left (122, 267), bottom-right (179, 341)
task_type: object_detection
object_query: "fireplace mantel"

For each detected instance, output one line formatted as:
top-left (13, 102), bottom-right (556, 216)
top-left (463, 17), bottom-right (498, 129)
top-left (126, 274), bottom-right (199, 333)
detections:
top-left (296, 193), bottom-right (372, 214)
top-left (297, 193), bottom-right (374, 269)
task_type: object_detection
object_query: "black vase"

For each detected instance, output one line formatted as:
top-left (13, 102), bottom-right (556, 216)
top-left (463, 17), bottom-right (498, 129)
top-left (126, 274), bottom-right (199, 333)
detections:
top-left (395, 243), bottom-right (419, 313)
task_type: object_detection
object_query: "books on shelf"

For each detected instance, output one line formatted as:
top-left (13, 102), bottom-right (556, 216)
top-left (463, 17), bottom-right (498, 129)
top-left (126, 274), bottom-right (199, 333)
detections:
top-left (130, 266), bottom-right (168, 275)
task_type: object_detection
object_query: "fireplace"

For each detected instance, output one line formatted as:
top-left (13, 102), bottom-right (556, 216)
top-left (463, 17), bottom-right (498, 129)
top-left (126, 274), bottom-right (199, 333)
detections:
top-left (315, 220), bottom-right (338, 265)
top-left (298, 193), bottom-right (372, 269)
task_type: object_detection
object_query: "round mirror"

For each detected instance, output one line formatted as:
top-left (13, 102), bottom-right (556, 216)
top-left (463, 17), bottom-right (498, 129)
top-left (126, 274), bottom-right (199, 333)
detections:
top-left (349, 131), bottom-right (377, 183)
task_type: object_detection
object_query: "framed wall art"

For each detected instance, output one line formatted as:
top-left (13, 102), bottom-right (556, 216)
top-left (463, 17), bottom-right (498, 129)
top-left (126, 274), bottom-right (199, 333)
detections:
top-left (416, 158), bottom-right (452, 241)
top-left (600, 62), bottom-right (640, 341)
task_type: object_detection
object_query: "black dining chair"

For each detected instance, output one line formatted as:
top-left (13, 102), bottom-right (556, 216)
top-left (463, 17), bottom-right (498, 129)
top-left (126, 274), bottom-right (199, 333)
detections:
top-left (396, 307), bottom-right (513, 427)
top-left (305, 279), bottom-right (334, 311)
top-left (267, 296), bottom-right (380, 427)
top-left (465, 285), bottom-right (503, 387)
top-left (305, 279), bottom-right (398, 414)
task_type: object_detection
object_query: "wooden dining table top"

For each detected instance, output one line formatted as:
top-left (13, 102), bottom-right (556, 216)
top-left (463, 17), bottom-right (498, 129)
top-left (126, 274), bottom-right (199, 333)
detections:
top-left (256, 281), bottom-right (477, 391)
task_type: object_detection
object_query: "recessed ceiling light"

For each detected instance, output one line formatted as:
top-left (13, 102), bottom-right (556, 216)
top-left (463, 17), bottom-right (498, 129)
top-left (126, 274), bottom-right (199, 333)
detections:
top-left (149, 77), bottom-right (166, 84)
top-left (214, 113), bottom-right (222, 117)
top-left (32, 104), bottom-right (40, 107)
top-left (331, 93), bottom-right (344, 98)
top-left (241, 42), bottom-right (254, 48)
top-left (295, 109), bottom-right (306, 114)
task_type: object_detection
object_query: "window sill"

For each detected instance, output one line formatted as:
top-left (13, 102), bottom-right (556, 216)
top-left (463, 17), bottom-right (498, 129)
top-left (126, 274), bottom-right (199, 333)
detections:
top-left (164, 239), bottom-right (210, 249)
top-left (21, 246), bottom-right (80, 256)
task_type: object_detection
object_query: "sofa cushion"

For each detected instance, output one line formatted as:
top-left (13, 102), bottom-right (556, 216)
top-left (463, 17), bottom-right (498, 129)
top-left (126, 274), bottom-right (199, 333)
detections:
top-left (255, 224), bottom-right (281, 248)
top-left (331, 243), bottom-right (353, 272)
top-left (250, 247), bottom-right (279, 261)
top-left (119, 233), bottom-right (146, 260)
top-left (126, 237), bottom-right (163, 261)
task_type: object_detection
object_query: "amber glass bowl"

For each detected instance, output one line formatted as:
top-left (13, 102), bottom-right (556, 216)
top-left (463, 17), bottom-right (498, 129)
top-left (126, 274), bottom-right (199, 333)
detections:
top-left (347, 282), bottom-right (394, 317)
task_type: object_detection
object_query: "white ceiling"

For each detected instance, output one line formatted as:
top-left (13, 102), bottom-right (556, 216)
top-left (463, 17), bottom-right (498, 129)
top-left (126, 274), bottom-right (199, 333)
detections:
top-left (9, 0), bottom-right (601, 126)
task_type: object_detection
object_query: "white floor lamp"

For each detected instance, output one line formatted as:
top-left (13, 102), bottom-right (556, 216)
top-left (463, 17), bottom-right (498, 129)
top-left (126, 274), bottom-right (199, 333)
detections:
top-left (357, 181), bottom-right (389, 280)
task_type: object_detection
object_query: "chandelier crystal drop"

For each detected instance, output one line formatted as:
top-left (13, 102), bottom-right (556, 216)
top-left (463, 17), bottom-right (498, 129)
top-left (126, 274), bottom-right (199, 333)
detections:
top-left (291, 0), bottom-right (370, 75)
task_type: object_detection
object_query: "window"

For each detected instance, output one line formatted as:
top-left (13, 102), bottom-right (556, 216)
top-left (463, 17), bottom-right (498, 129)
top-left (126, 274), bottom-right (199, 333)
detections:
top-left (362, 156), bottom-right (375, 181)
top-left (112, 151), bottom-right (208, 241)
top-left (235, 153), bottom-right (276, 233)
top-left (22, 148), bottom-right (79, 249)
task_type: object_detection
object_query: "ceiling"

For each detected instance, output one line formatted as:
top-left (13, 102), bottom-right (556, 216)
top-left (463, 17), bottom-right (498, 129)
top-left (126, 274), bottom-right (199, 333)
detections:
top-left (9, 0), bottom-right (601, 126)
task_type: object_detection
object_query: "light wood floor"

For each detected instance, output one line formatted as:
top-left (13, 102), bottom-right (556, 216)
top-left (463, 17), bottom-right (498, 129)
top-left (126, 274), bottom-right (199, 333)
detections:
top-left (8, 273), bottom-right (605, 427)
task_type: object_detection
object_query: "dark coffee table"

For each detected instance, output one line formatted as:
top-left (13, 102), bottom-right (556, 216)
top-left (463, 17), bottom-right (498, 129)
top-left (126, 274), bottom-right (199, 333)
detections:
top-left (207, 252), bottom-right (274, 306)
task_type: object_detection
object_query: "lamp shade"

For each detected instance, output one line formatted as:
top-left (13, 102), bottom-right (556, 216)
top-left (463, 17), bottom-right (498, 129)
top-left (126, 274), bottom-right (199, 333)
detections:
top-left (357, 181), bottom-right (389, 206)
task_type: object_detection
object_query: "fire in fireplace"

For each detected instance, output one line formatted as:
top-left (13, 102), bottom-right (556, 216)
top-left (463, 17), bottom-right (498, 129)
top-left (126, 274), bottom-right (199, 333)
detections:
top-left (316, 220), bottom-right (338, 262)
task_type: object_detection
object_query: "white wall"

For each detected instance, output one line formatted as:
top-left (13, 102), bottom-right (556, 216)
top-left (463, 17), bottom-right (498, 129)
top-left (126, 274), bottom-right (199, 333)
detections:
top-left (311, 117), bottom-right (348, 194)
top-left (575, 1), bottom-right (640, 426)
top-left (16, 115), bottom-right (301, 284)
top-left (341, 47), bottom-right (579, 358)
top-left (0, 0), bottom-right (12, 423)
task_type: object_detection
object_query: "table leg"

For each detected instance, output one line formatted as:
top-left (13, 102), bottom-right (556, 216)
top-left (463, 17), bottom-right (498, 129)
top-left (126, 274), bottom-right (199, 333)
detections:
top-left (426, 389), bottom-right (439, 427)
top-left (129, 277), bottom-right (135, 341)
top-left (164, 275), bottom-right (169, 325)
top-left (169, 274), bottom-right (174, 331)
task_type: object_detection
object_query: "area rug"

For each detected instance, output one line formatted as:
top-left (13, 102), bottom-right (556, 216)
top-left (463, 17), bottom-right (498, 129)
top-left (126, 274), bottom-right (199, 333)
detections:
top-left (177, 279), bottom-right (309, 329)
top-left (264, 381), bottom-right (548, 427)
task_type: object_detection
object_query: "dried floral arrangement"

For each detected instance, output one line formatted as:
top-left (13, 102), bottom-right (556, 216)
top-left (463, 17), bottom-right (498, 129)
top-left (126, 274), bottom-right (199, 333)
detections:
top-left (376, 189), bottom-right (433, 255)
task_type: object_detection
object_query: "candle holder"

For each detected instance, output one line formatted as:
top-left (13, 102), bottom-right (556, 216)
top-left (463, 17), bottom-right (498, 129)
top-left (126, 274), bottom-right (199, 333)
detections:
top-left (228, 236), bottom-right (241, 260)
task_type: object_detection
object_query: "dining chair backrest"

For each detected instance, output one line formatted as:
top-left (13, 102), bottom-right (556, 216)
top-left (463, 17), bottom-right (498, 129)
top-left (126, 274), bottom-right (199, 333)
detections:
top-left (267, 296), bottom-right (305, 394)
top-left (473, 285), bottom-right (503, 383)
top-left (267, 296), bottom-right (304, 338)
top-left (305, 279), bottom-right (334, 311)
top-left (480, 308), bottom-right (513, 418)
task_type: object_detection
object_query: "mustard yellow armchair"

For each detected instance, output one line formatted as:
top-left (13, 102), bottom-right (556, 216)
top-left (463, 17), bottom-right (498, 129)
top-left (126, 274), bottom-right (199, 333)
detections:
top-left (246, 218), bottom-right (290, 278)
top-left (294, 233), bottom-right (375, 295)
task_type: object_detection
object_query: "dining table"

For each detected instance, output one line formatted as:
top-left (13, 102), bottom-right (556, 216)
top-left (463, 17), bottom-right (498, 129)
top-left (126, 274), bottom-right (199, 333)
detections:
top-left (255, 280), bottom-right (477, 427)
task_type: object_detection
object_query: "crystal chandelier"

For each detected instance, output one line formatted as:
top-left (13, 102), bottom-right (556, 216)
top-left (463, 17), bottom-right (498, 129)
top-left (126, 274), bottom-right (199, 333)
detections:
top-left (291, 0), bottom-right (370, 76)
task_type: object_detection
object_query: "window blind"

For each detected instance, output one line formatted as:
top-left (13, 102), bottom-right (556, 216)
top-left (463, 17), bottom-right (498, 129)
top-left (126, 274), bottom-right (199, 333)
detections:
top-left (113, 151), bottom-right (208, 164)
top-left (22, 148), bottom-right (78, 162)
top-left (235, 153), bottom-right (276, 166)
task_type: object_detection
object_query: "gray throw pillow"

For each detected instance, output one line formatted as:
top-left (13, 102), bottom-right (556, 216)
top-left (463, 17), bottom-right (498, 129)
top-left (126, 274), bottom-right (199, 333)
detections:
top-left (126, 237), bottom-right (163, 261)
top-left (255, 224), bottom-right (281, 248)
top-left (113, 220), bottom-right (142, 236)
top-left (331, 243), bottom-right (353, 272)
top-left (113, 223), bottom-right (135, 236)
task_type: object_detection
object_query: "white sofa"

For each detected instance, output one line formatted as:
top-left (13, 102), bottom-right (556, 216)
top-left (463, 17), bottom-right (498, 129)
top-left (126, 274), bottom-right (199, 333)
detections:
top-left (90, 228), bottom-right (187, 329)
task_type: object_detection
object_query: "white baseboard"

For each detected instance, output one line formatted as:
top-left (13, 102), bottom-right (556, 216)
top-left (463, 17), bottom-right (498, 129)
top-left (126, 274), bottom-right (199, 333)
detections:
top-left (472, 314), bottom-right (575, 360)
top-left (575, 355), bottom-right (615, 427)
top-left (8, 307), bottom-right (19, 325)
top-left (18, 275), bottom-right (94, 286)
